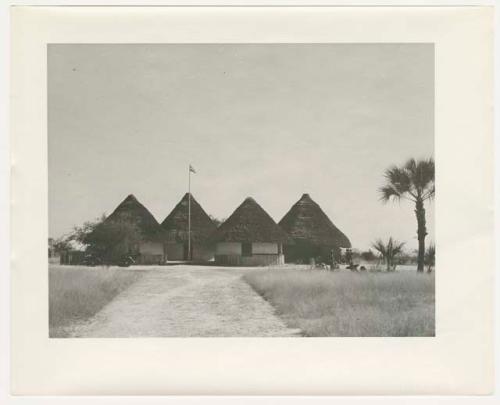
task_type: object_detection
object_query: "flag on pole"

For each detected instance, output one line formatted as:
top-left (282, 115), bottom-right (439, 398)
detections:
top-left (189, 164), bottom-right (196, 174)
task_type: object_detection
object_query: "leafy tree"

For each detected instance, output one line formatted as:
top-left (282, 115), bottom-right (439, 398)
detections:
top-left (50, 215), bottom-right (106, 256)
top-left (380, 158), bottom-right (435, 272)
top-left (59, 214), bottom-right (145, 265)
top-left (70, 214), bottom-right (107, 245)
top-left (372, 237), bottom-right (406, 271)
top-left (51, 237), bottom-right (71, 254)
top-left (84, 219), bottom-right (142, 265)
top-left (397, 250), bottom-right (418, 265)
top-left (425, 244), bottom-right (435, 273)
top-left (360, 249), bottom-right (376, 261)
top-left (209, 215), bottom-right (226, 228)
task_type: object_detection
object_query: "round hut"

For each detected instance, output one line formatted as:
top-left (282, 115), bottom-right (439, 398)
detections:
top-left (103, 194), bottom-right (166, 264)
top-left (214, 197), bottom-right (290, 266)
top-left (161, 193), bottom-right (217, 261)
top-left (278, 193), bottom-right (351, 264)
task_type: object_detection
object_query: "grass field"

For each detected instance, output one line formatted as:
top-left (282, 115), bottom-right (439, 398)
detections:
top-left (49, 266), bottom-right (145, 337)
top-left (244, 269), bottom-right (435, 337)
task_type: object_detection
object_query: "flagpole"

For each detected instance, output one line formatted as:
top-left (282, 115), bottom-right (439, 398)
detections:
top-left (188, 165), bottom-right (191, 261)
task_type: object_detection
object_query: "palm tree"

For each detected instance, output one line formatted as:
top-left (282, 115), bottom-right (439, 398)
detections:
top-left (372, 237), bottom-right (406, 271)
top-left (380, 158), bottom-right (435, 272)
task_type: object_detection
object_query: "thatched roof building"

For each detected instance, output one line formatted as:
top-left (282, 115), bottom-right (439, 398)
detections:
top-left (279, 193), bottom-right (351, 263)
top-left (105, 194), bottom-right (165, 242)
top-left (215, 197), bottom-right (290, 244)
top-left (161, 193), bottom-right (217, 261)
top-left (102, 194), bottom-right (166, 264)
top-left (214, 197), bottom-right (289, 266)
top-left (161, 193), bottom-right (217, 244)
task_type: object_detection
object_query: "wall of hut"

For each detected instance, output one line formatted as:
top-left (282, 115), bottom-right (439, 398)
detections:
top-left (283, 242), bottom-right (340, 265)
top-left (215, 242), bottom-right (284, 266)
top-left (165, 242), bottom-right (215, 261)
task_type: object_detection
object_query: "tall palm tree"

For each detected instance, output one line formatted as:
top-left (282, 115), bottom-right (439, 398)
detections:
top-left (380, 158), bottom-right (435, 272)
top-left (372, 237), bottom-right (406, 271)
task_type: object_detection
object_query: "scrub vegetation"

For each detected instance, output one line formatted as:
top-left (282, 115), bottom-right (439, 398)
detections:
top-left (49, 266), bottom-right (145, 337)
top-left (244, 269), bottom-right (435, 337)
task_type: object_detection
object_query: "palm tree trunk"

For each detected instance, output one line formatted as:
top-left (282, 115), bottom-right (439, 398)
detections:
top-left (415, 198), bottom-right (427, 272)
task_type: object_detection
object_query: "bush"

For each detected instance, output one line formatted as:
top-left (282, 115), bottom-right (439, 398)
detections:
top-left (84, 219), bottom-right (143, 264)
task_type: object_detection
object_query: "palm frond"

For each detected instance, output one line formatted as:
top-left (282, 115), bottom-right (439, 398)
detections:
top-left (422, 183), bottom-right (435, 200)
top-left (380, 165), bottom-right (413, 202)
top-left (385, 166), bottom-right (412, 194)
top-left (372, 237), bottom-right (405, 260)
top-left (404, 158), bottom-right (418, 175)
top-left (379, 185), bottom-right (401, 202)
top-left (371, 239), bottom-right (387, 256)
top-left (414, 158), bottom-right (435, 193)
top-left (389, 240), bottom-right (406, 256)
top-left (381, 157), bottom-right (435, 202)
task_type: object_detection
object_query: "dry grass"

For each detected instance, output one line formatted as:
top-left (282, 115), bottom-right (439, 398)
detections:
top-left (49, 266), bottom-right (145, 337)
top-left (244, 270), bottom-right (435, 337)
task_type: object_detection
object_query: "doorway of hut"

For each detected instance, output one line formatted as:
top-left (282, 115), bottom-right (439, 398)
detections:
top-left (182, 241), bottom-right (193, 261)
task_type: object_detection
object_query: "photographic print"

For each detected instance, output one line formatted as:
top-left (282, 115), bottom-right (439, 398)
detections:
top-left (48, 43), bottom-right (435, 338)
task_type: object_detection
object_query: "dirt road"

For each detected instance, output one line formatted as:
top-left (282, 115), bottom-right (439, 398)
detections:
top-left (70, 266), bottom-right (301, 337)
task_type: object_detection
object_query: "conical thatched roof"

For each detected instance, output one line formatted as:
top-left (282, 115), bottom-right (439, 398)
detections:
top-left (104, 194), bottom-right (165, 241)
top-left (161, 193), bottom-right (217, 243)
top-left (279, 194), bottom-right (351, 248)
top-left (214, 197), bottom-right (290, 243)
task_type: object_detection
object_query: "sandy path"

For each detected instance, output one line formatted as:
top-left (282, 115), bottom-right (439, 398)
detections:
top-left (70, 266), bottom-right (301, 338)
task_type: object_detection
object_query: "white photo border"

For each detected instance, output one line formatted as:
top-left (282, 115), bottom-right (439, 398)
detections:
top-left (8, 4), bottom-right (495, 398)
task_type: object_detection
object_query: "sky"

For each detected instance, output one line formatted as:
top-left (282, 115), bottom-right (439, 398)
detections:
top-left (48, 44), bottom-right (434, 251)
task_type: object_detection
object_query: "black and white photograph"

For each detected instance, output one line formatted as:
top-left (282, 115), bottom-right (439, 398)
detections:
top-left (48, 43), bottom-right (435, 338)
top-left (6, 3), bottom-right (498, 398)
